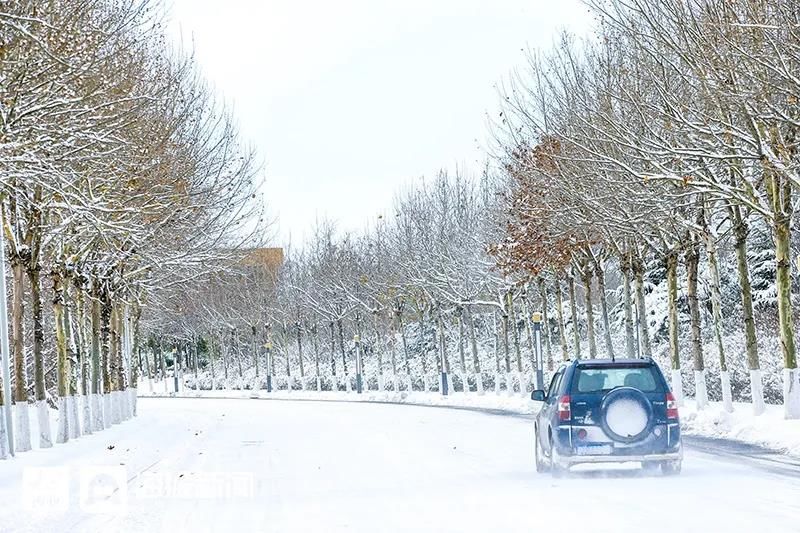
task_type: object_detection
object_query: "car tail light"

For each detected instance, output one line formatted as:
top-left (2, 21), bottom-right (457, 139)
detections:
top-left (666, 392), bottom-right (679, 420)
top-left (558, 395), bottom-right (571, 422)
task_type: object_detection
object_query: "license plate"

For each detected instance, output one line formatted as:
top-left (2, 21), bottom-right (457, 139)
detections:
top-left (576, 444), bottom-right (613, 455)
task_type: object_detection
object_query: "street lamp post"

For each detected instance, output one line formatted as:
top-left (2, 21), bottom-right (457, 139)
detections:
top-left (532, 312), bottom-right (545, 391)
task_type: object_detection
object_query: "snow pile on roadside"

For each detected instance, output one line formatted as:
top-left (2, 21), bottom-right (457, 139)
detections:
top-left (680, 400), bottom-right (800, 455)
top-left (148, 385), bottom-right (538, 414)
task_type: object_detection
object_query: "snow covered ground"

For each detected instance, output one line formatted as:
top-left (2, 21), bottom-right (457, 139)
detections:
top-left (2, 397), bottom-right (799, 533)
top-left (143, 378), bottom-right (800, 456)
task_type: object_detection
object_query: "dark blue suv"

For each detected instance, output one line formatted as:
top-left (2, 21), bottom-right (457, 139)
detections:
top-left (531, 358), bottom-right (682, 476)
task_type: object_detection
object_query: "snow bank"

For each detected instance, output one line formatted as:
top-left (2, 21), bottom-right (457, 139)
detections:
top-left (681, 399), bottom-right (800, 455)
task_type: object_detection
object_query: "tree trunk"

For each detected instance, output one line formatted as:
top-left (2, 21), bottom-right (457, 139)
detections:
top-left (466, 306), bottom-right (480, 373)
top-left (458, 308), bottom-right (466, 373)
top-left (252, 325), bottom-right (259, 378)
top-left (28, 266), bottom-right (51, 447)
top-left (765, 172), bottom-right (799, 418)
top-left (686, 236), bottom-right (708, 408)
top-left (398, 312), bottom-right (410, 373)
top-left (373, 311), bottom-right (382, 382)
top-left (508, 293), bottom-right (523, 372)
top-left (537, 278), bottom-right (553, 368)
top-left (501, 299), bottom-right (511, 373)
top-left (296, 323), bottom-right (304, 378)
top-left (53, 270), bottom-right (69, 443)
top-left (312, 324), bottom-right (321, 377)
top-left (581, 267), bottom-right (597, 359)
top-left (666, 250), bottom-right (682, 402)
top-left (632, 253), bottom-right (653, 359)
top-left (11, 260), bottom-right (27, 410)
top-left (554, 278), bottom-right (569, 362)
top-left (704, 233), bottom-right (732, 412)
top-left (620, 256), bottom-right (636, 359)
top-left (594, 260), bottom-right (614, 359)
top-left (731, 211), bottom-right (763, 414)
top-left (567, 274), bottom-right (581, 359)
top-left (337, 319), bottom-right (347, 374)
top-left (329, 322), bottom-right (337, 376)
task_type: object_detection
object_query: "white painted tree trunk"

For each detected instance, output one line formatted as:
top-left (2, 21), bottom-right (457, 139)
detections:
top-left (103, 393), bottom-right (112, 429)
top-left (130, 388), bottom-right (138, 417)
top-left (119, 388), bottom-right (133, 420)
top-left (55, 397), bottom-right (69, 444)
top-left (476, 373), bottom-right (484, 395)
top-left (316, 376), bottom-right (322, 392)
top-left (446, 373), bottom-right (453, 395)
top-left (67, 395), bottom-right (80, 438)
top-left (750, 369), bottom-right (766, 416)
top-left (783, 368), bottom-right (800, 419)
top-left (694, 370), bottom-right (709, 409)
top-left (460, 372), bottom-right (469, 394)
top-left (494, 373), bottom-right (501, 395)
top-left (147, 377), bottom-right (153, 393)
top-left (0, 409), bottom-right (8, 459)
top-left (392, 375), bottom-right (398, 392)
top-left (110, 391), bottom-right (120, 424)
top-left (82, 395), bottom-right (92, 434)
top-left (518, 371), bottom-right (526, 397)
top-left (345, 374), bottom-right (351, 393)
top-left (506, 372), bottom-right (514, 397)
top-left (36, 399), bottom-right (53, 448)
top-left (14, 403), bottom-right (32, 451)
top-left (422, 374), bottom-right (429, 393)
top-left (406, 374), bottom-right (413, 392)
top-left (720, 371), bottom-right (734, 413)
top-left (378, 374), bottom-right (384, 392)
top-left (92, 393), bottom-right (104, 432)
top-left (671, 370), bottom-right (683, 406)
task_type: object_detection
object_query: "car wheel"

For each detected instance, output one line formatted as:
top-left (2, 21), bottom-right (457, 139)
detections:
top-left (535, 428), bottom-right (549, 473)
top-left (549, 438), bottom-right (564, 478)
top-left (661, 460), bottom-right (681, 476)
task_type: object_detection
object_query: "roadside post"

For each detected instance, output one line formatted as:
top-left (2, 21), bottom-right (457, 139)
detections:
top-left (532, 312), bottom-right (545, 391)
top-left (354, 334), bottom-right (363, 394)
top-left (265, 341), bottom-right (273, 393)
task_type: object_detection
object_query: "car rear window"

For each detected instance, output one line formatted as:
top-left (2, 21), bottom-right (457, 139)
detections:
top-left (571, 365), bottom-right (663, 393)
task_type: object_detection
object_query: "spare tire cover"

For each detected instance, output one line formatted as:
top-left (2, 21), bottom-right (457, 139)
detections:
top-left (601, 387), bottom-right (653, 443)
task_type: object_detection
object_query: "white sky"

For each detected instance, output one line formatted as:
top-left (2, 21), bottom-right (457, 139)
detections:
top-left (167, 0), bottom-right (593, 246)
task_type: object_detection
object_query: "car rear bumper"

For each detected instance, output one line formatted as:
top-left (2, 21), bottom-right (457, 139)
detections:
top-left (558, 450), bottom-right (683, 466)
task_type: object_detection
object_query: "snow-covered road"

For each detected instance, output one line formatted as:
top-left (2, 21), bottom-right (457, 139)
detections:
top-left (2, 397), bottom-right (799, 533)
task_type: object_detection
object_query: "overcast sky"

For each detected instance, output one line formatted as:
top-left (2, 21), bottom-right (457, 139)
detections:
top-left (168, 0), bottom-right (593, 246)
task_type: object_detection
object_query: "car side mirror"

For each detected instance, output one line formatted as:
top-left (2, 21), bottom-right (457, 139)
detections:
top-left (531, 390), bottom-right (546, 402)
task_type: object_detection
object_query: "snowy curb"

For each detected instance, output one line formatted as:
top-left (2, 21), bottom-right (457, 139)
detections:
top-left (144, 389), bottom-right (538, 415)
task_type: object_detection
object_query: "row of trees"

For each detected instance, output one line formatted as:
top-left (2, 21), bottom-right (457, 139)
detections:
top-left (491, 0), bottom-right (800, 418)
top-left (0, 0), bottom-right (262, 458)
top-left (148, 0), bottom-right (800, 421)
